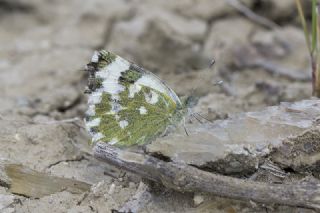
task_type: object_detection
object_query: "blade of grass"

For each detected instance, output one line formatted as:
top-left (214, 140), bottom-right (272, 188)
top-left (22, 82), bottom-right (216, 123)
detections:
top-left (296, 0), bottom-right (311, 52)
top-left (316, 1), bottom-right (320, 96)
top-left (317, 2), bottom-right (320, 59)
top-left (312, 0), bottom-right (318, 54)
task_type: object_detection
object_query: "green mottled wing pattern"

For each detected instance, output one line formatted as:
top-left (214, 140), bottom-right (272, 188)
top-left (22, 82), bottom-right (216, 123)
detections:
top-left (84, 50), bottom-right (186, 148)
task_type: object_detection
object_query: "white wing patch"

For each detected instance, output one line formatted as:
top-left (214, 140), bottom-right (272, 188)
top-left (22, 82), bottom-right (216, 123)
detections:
top-left (119, 120), bottom-right (129, 129)
top-left (145, 90), bottom-right (159, 104)
top-left (86, 105), bottom-right (95, 116)
top-left (139, 106), bottom-right (147, 114)
top-left (96, 56), bottom-right (130, 96)
top-left (135, 75), bottom-right (167, 94)
top-left (109, 138), bottom-right (119, 145)
top-left (88, 92), bottom-right (102, 105)
top-left (92, 132), bottom-right (104, 142)
top-left (86, 117), bottom-right (100, 128)
top-left (85, 117), bottom-right (101, 133)
top-left (129, 84), bottom-right (142, 98)
top-left (91, 51), bottom-right (99, 63)
top-left (131, 69), bottom-right (182, 105)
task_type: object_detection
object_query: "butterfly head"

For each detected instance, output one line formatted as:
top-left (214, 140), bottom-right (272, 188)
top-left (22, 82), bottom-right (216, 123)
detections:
top-left (179, 95), bottom-right (199, 111)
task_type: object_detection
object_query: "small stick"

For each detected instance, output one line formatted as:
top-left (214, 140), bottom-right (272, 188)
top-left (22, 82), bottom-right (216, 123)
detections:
top-left (94, 142), bottom-right (320, 210)
top-left (226, 0), bottom-right (279, 29)
top-left (251, 60), bottom-right (311, 81)
top-left (39, 117), bottom-right (81, 125)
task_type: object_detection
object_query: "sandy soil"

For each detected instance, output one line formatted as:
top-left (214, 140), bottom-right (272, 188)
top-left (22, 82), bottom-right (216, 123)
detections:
top-left (0, 0), bottom-right (316, 212)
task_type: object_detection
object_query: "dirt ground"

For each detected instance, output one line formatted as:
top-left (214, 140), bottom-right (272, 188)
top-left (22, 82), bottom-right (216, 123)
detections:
top-left (0, 0), bottom-right (317, 212)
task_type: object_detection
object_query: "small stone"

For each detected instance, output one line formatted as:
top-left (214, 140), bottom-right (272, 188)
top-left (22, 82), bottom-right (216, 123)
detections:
top-left (108, 183), bottom-right (116, 195)
top-left (128, 182), bottom-right (136, 189)
top-left (193, 194), bottom-right (205, 206)
top-left (147, 99), bottom-right (320, 176)
top-left (91, 181), bottom-right (105, 196)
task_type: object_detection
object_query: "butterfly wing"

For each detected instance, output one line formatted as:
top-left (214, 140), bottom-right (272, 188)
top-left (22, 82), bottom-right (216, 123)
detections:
top-left (85, 50), bottom-right (186, 147)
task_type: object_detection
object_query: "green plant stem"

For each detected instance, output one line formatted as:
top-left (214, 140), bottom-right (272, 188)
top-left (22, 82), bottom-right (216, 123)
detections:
top-left (312, 0), bottom-right (318, 53)
top-left (313, 0), bottom-right (320, 96)
top-left (296, 0), bottom-right (311, 52)
top-left (297, 0), bottom-right (320, 97)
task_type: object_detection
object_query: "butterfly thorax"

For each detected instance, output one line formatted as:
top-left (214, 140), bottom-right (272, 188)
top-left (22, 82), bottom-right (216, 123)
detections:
top-left (84, 50), bottom-right (186, 148)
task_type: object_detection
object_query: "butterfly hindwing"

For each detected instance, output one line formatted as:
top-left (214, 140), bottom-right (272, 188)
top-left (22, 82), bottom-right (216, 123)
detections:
top-left (85, 50), bottom-right (186, 147)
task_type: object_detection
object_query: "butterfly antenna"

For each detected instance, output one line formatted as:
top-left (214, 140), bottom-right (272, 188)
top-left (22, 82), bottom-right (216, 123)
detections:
top-left (188, 57), bottom-right (213, 94)
top-left (186, 57), bottom-right (221, 125)
top-left (208, 58), bottom-right (224, 87)
top-left (203, 57), bottom-right (224, 88)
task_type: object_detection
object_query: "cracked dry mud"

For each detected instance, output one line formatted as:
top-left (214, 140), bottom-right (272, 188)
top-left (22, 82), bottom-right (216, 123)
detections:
top-left (0, 0), bottom-right (318, 212)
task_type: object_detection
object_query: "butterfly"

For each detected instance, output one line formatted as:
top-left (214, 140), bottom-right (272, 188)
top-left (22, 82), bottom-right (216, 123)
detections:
top-left (84, 50), bottom-right (188, 147)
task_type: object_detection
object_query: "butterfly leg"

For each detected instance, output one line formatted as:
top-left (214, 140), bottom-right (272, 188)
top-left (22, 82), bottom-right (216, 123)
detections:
top-left (191, 113), bottom-right (204, 124)
top-left (195, 112), bottom-right (213, 123)
top-left (183, 117), bottom-right (189, 136)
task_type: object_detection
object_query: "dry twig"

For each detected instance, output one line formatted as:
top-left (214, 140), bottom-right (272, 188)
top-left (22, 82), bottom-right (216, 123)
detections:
top-left (251, 59), bottom-right (311, 81)
top-left (94, 142), bottom-right (320, 210)
top-left (226, 0), bottom-right (279, 29)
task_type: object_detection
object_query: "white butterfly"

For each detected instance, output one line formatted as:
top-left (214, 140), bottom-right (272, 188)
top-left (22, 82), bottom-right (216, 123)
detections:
top-left (84, 50), bottom-right (187, 147)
